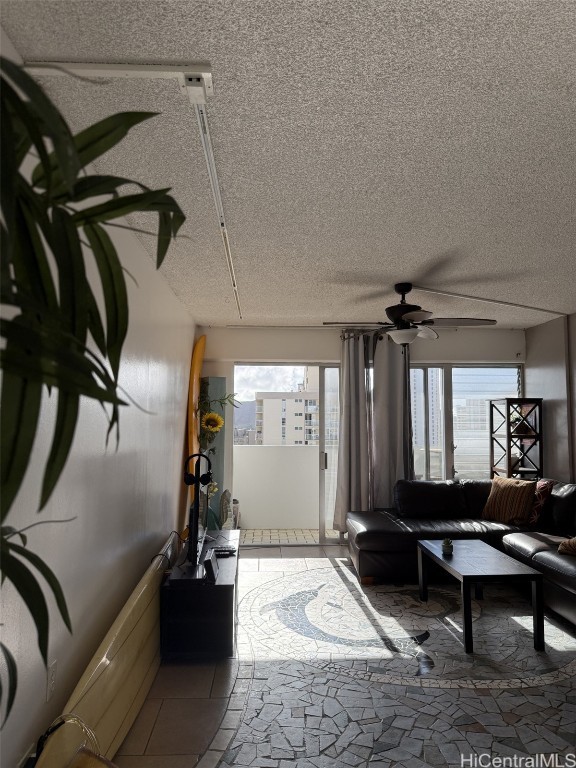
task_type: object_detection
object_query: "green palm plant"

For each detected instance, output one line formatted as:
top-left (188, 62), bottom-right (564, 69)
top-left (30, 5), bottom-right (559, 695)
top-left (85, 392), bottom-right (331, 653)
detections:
top-left (0, 57), bottom-right (186, 723)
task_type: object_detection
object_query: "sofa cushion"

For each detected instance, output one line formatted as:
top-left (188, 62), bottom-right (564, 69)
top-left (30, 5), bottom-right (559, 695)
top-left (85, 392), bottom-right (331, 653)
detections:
top-left (393, 479), bottom-right (466, 519)
top-left (346, 509), bottom-right (524, 553)
top-left (502, 532), bottom-right (564, 564)
top-left (558, 537), bottom-right (576, 556)
top-left (459, 479), bottom-right (492, 518)
top-left (538, 482), bottom-right (576, 537)
top-left (530, 479), bottom-right (556, 525)
top-left (346, 511), bottom-right (410, 551)
top-left (481, 477), bottom-right (536, 525)
top-left (532, 549), bottom-right (576, 591)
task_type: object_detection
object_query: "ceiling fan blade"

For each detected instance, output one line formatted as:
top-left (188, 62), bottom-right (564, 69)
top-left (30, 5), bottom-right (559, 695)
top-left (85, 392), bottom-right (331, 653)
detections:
top-left (413, 285), bottom-right (564, 317)
top-left (322, 321), bottom-right (390, 327)
top-left (428, 318), bottom-right (497, 327)
top-left (417, 325), bottom-right (439, 340)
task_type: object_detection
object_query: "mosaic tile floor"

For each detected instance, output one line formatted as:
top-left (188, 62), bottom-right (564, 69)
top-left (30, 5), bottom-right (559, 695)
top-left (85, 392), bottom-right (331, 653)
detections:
top-left (118, 549), bottom-right (576, 767)
top-left (222, 553), bottom-right (576, 768)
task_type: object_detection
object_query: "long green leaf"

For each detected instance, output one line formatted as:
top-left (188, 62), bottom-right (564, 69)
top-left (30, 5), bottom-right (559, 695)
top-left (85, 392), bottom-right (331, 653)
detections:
top-left (0, 371), bottom-right (42, 521)
top-left (0, 86), bottom-right (17, 242)
top-left (6, 541), bottom-right (72, 632)
top-left (51, 208), bottom-right (88, 343)
top-left (0, 545), bottom-right (50, 663)
top-left (40, 391), bottom-right (80, 511)
top-left (0, 527), bottom-right (27, 546)
top-left (85, 286), bottom-right (107, 356)
top-left (63, 175), bottom-right (149, 204)
top-left (1, 57), bottom-right (79, 193)
top-left (84, 223), bottom-right (128, 379)
top-left (73, 188), bottom-right (171, 225)
top-left (1, 314), bottom-right (117, 383)
top-left (11, 199), bottom-right (44, 302)
top-left (137, 193), bottom-right (186, 266)
top-left (1, 317), bottom-right (128, 405)
top-left (32, 111), bottom-right (156, 191)
top-left (0, 225), bottom-right (13, 305)
top-left (17, 189), bottom-right (59, 312)
top-left (0, 642), bottom-right (18, 727)
top-left (0, 342), bottom-right (126, 407)
top-left (156, 210), bottom-right (172, 268)
top-left (2, 77), bottom-right (50, 182)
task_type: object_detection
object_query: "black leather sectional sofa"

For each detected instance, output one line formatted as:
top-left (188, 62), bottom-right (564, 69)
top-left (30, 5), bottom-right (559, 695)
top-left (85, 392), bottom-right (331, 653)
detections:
top-left (346, 478), bottom-right (576, 626)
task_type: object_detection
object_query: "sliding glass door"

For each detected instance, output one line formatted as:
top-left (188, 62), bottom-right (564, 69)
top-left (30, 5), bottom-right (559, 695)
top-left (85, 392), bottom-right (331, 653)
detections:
top-left (233, 364), bottom-right (339, 544)
top-left (319, 366), bottom-right (340, 543)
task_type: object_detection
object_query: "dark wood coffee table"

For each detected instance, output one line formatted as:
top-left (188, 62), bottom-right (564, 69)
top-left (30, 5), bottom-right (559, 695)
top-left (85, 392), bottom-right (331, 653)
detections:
top-left (417, 539), bottom-right (544, 653)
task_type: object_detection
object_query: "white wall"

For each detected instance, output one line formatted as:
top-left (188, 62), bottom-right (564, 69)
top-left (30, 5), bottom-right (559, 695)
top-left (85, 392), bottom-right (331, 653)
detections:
top-left (199, 326), bottom-right (525, 365)
top-left (233, 446), bottom-right (319, 528)
top-left (2, 226), bottom-right (195, 765)
top-left (525, 315), bottom-right (575, 481)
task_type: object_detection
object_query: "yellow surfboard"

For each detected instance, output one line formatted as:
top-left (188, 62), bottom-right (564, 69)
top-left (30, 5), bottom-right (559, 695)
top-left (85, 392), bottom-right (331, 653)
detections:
top-left (179, 334), bottom-right (206, 531)
top-left (188, 334), bottom-right (206, 458)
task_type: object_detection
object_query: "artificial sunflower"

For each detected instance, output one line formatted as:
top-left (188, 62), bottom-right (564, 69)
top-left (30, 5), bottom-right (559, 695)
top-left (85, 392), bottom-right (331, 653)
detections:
top-left (201, 411), bottom-right (224, 433)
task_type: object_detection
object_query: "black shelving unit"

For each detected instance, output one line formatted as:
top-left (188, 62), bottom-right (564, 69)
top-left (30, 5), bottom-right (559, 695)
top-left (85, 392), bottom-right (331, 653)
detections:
top-left (489, 398), bottom-right (543, 479)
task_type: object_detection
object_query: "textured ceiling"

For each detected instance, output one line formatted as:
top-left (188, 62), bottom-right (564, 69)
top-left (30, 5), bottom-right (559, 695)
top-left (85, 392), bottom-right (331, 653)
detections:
top-left (2, 0), bottom-right (575, 329)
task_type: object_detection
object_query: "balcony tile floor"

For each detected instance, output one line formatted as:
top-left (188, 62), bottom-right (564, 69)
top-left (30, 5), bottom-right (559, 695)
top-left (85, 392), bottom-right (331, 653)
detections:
top-left (115, 545), bottom-right (576, 768)
top-left (239, 529), bottom-right (342, 546)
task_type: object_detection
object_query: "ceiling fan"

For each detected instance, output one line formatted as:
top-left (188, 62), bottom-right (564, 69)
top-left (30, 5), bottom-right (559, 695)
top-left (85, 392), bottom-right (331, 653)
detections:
top-left (323, 282), bottom-right (496, 344)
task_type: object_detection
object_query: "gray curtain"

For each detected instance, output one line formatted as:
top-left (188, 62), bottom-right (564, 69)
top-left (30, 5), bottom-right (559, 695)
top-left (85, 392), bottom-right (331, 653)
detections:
top-left (372, 335), bottom-right (414, 508)
top-left (333, 332), bottom-right (372, 531)
top-left (333, 332), bottom-right (414, 531)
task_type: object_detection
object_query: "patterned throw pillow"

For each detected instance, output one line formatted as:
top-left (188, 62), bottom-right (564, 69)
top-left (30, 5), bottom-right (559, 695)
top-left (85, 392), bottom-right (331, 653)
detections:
top-left (482, 477), bottom-right (537, 525)
top-left (558, 537), bottom-right (576, 556)
top-left (529, 479), bottom-right (556, 525)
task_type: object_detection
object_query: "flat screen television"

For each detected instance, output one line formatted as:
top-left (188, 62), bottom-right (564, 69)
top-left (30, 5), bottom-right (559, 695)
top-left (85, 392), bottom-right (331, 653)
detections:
top-left (184, 453), bottom-right (212, 572)
top-left (187, 488), bottom-right (208, 570)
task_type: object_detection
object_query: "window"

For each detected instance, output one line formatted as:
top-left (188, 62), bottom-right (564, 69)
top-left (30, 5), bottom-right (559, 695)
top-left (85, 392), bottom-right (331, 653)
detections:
top-left (411, 366), bottom-right (520, 480)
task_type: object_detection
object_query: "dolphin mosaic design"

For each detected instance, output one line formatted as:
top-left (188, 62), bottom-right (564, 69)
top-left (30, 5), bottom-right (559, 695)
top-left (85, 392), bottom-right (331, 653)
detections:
top-left (259, 585), bottom-right (435, 673)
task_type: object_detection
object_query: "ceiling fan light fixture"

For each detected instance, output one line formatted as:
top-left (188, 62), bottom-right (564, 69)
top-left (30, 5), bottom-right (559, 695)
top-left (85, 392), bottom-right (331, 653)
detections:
top-left (387, 328), bottom-right (420, 344)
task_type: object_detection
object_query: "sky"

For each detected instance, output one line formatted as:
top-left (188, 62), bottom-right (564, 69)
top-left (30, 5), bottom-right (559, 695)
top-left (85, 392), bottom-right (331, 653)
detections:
top-left (234, 365), bottom-right (306, 402)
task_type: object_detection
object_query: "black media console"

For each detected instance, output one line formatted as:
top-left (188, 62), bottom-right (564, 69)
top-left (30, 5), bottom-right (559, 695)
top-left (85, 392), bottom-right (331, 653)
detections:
top-left (160, 529), bottom-right (239, 660)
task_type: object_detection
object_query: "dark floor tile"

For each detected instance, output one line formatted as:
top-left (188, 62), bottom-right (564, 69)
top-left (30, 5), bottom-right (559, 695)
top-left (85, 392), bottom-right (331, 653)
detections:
top-left (281, 546), bottom-right (325, 557)
top-left (115, 756), bottom-right (199, 767)
top-left (116, 699), bottom-right (162, 755)
top-left (148, 663), bottom-right (216, 699)
top-left (211, 658), bottom-right (240, 697)
top-left (239, 547), bottom-right (282, 558)
top-left (146, 698), bottom-right (229, 755)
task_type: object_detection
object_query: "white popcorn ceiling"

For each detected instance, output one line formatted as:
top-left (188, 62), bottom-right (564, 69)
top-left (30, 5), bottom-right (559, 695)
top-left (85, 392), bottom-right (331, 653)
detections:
top-left (2, 0), bottom-right (575, 329)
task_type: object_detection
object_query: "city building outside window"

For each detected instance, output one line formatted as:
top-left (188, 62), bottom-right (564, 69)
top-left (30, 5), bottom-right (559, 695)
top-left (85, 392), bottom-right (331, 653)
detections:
top-left (411, 366), bottom-right (521, 480)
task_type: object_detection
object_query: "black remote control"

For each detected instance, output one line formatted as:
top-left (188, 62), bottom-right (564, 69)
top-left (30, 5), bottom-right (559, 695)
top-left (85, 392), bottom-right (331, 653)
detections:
top-left (213, 546), bottom-right (236, 557)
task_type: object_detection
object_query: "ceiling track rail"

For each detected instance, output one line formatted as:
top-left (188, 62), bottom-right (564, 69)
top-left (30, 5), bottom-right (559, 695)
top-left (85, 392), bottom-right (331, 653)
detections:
top-left (23, 60), bottom-right (243, 320)
top-left (195, 104), bottom-right (242, 319)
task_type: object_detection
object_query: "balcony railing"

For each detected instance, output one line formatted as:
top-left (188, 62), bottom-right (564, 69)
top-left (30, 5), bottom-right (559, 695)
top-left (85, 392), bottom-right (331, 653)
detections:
top-left (233, 445), bottom-right (335, 530)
